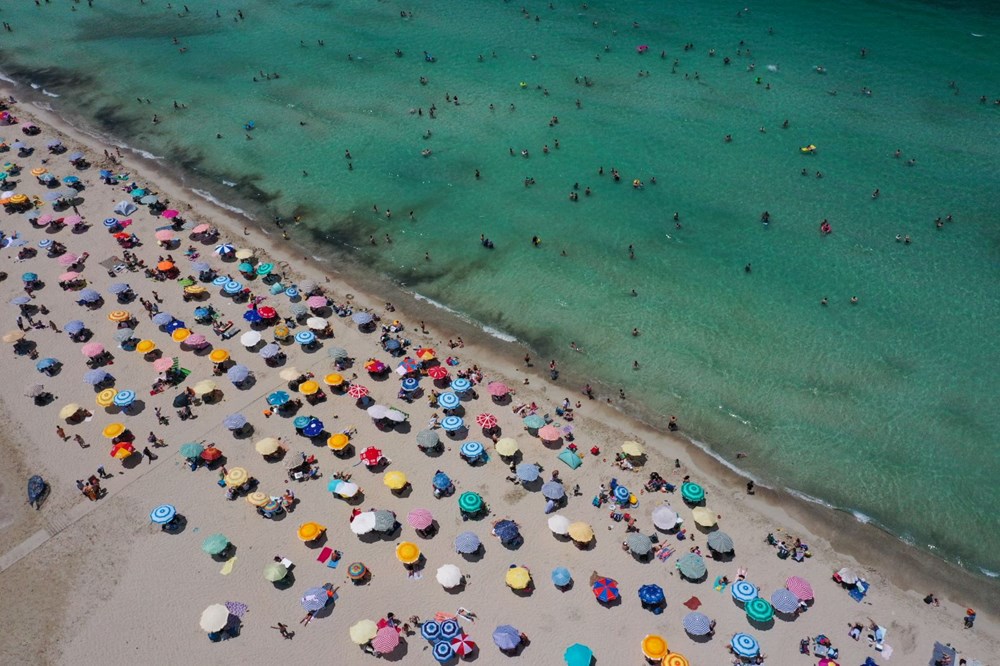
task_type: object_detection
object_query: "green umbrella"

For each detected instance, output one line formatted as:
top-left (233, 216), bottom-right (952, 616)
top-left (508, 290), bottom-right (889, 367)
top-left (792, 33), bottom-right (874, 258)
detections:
top-left (179, 442), bottom-right (204, 459)
top-left (523, 414), bottom-right (546, 429)
top-left (681, 482), bottom-right (705, 503)
top-left (201, 533), bottom-right (229, 555)
top-left (263, 562), bottom-right (288, 582)
top-left (458, 491), bottom-right (483, 513)
top-left (676, 552), bottom-right (707, 579)
top-left (745, 597), bottom-right (774, 623)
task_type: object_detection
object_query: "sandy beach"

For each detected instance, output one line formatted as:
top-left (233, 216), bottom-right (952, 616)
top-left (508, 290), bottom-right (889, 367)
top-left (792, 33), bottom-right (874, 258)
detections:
top-left (0, 91), bottom-right (997, 666)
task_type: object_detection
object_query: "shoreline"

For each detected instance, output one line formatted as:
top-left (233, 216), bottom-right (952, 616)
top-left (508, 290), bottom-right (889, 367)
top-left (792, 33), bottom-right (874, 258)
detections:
top-left (5, 82), bottom-right (999, 606)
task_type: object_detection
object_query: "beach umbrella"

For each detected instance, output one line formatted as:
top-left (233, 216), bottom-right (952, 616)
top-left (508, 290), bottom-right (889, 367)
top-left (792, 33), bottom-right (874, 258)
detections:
top-left (38, 238), bottom-right (53, 249)
top-left (347, 383), bottom-right (369, 399)
top-left (214, 243), bottom-right (235, 255)
top-left (36, 358), bottom-right (59, 371)
top-left (451, 634), bottom-right (476, 658)
top-left (243, 309), bottom-right (262, 324)
top-left (161, 209), bottom-right (180, 219)
top-left (485, 380), bottom-right (509, 396)
top-left (107, 283), bottom-right (132, 296)
top-left (3, 330), bottom-right (26, 343)
top-left (652, 505), bottom-right (678, 530)
top-left (731, 580), bottom-right (758, 603)
top-left (84, 369), bottom-right (109, 385)
top-left (547, 514), bottom-right (571, 535)
top-left (297, 522), bottom-right (326, 542)
top-left (568, 522), bottom-right (594, 543)
top-left (458, 491), bottom-right (482, 513)
top-left (454, 531), bottom-right (480, 554)
top-left (261, 562), bottom-right (289, 583)
top-left (770, 588), bottom-right (799, 614)
top-left (641, 635), bottom-right (668, 661)
top-left (327, 346), bottom-right (349, 360)
top-left (113, 328), bottom-right (136, 344)
top-left (835, 567), bottom-right (859, 585)
top-left (284, 287), bottom-right (299, 299)
top-left (331, 481), bottom-right (359, 498)
top-left (151, 312), bottom-right (174, 327)
top-left (395, 542), bottom-right (420, 564)
top-left (10, 295), bottom-right (32, 305)
top-left (436, 564), bottom-right (463, 588)
top-left (400, 377), bottom-right (419, 392)
top-left (350, 512), bottom-right (377, 535)
top-left (245, 491), bottom-right (269, 507)
top-left (298, 381), bottom-right (320, 396)
top-left (351, 311), bottom-right (373, 325)
top-left (407, 508), bottom-right (433, 530)
top-left (627, 533), bottom-right (653, 555)
top-left (621, 440), bottom-right (644, 456)
top-left (192, 379), bottom-right (217, 395)
top-left (294, 330), bottom-right (315, 345)
top-left (113, 390), bottom-right (136, 408)
top-left (77, 289), bottom-right (101, 303)
top-left (59, 403), bottom-right (82, 420)
top-left (432, 640), bottom-right (454, 662)
top-left (432, 472), bottom-right (452, 491)
top-left (134, 339), bottom-right (155, 354)
top-left (302, 419), bottom-right (324, 437)
top-left (372, 626), bottom-right (400, 654)
top-left (255, 437), bottom-right (281, 455)
top-left (707, 530), bottom-right (734, 553)
top-left (746, 597), bottom-right (774, 623)
top-left (785, 576), bottom-right (814, 601)
top-left (327, 433), bottom-right (350, 451)
top-left (441, 415), bottom-right (464, 431)
top-left (306, 316), bottom-right (327, 330)
top-left (286, 301), bottom-right (306, 316)
top-left (450, 377), bottom-right (472, 393)
top-left (149, 504), bottom-right (176, 524)
top-left (496, 437), bottom-right (519, 456)
top-left (237, 261), bottom-right (253, 273)
top-left (179, 442), bottom-right (203, 459)
top-left (437, 391), bottom-right (460, 409)
top-left (676, 553), bottom-right (707, 579)
top-left (114, 201), bottom-right (137, 216)
top-left (201, 446), bottom-right (222, 463)
top-left (359, 446), bottom-right (383, 467)
top-left (154, 358), bottom-right (175, 373)
top-left (96, 388), bottom-right (117, 407)
top-left (663, 653), bottom-right (690, 666)
top-left (170, 328), bottom-right (191, 343)
top-left (731, 633), bottom-right (760, 658)
top-left (298, 279), bottom-right (318, 293)
top-left (691, 507), bottom-right (717, 527)
top-left (257, 306), bottom-right (277, 320)
top-left (541, 481), bottom-right (565, 500)
top-left (460, 441), bottom-right (484, 459)
top-left (564, 643), bottom-right (593, 666)
top-left (516, 463), bottom-right (540, 482)
top-left (592, 576), bottom-right (619, 602)
top-left (207, 349), bottom-right (230, 365)
top-left (199, 604), bottom-right (230, 633)
top-left (538, 424), bottom-right (561, 441)
top-left (306, 295), bottom-right (327, 309)
top-left (416, 429), bottom-right (439, 450)
top-left (427, 365), bottom-right (448, 380)
top-left (638, 583), bottom-right (665, 606)
top-left (438, 618), bottom-right (461, 640)
top-left (201, 533), bottom-right (229, 555)
top-left (551, 566), bottom-right (572, 586)
top-left (505, 567), bottom-right (531, 590)
top-left (234, 248), bottom-right (253, 260)
top-left (323, 373), bottom-right (345, 387)
top-left (21, 272), bottom-right (39, 283)
top-left (493, 520), bottom-right (520, 543)
top-left (184, 333), bottom-right (208, 348)
top-left (475, 412), bottom-right (498, 429)
top-left (492, 625), bottom-right (522, 651)
top-left (683, 611), bottom-right (713, 636)
top-left (372, 510), bottom-right (396, 532)
top-left (300, 587), bottom-right (330, 613)
top-left (102, 422), bottom-right (125, 439)
top-left (383, 470), bottom-right (407, 491)
top-left (523, 414), bottom-right (545, 429)
top-left (255, 262), bottom-right (274, 276)
top-left (384, 409), bottom-right (407, 422)
top-left (681, 482), bottom-right (705, 503)
top-left (346, 562), bottom-right (368, 581)
top-left (267, 390), bottom-right (290, 407)
top-left (224, 467), bottom-right (249, 488)
top-left (349, 619), bottom-right (378, 645)
top-left (420, 620), bottom-right (441, 642)
top-left (223, 280), bottom-right (243, 295)
top-left (258, 343), bottom-right (281, 359)
top-left (130, 188), bottom-right (146, 197)
top-left (212, 276), bottom-right (230, 287)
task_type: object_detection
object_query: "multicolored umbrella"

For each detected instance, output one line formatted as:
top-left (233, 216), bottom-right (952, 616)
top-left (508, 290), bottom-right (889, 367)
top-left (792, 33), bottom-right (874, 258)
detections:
top-left (347, 562), bottom-right (369, 580)
top-left (113, 390), bottom-right (136, 408)
top-left (592, 576), bottom-right (619, 602)
top-left (441, 415), bottom-right (464, 431)
top-left (439, 618), bottom-right (461, 639)
top-left (437, 392), bottom-right (460, 409)
top-left (359, 446), bottom-right (383, 466)
top-left (451, 633), bottom-right (476, 657)
top-left (427, 365), bottom-right (449, 380)
top-left (460, 441), bottom-right (484, 459)
top-left (450, 377), bottom-right (471, 392)
top-left (663, 653), bottom-right (690, 666)
top-left (420, 620), bottom-right (441, 641)
top-left (372, 626), bottom-right (400, 653)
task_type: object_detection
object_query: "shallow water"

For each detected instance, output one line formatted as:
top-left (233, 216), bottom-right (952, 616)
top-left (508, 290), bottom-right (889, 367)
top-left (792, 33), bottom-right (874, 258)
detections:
top-left (2, 0), bottom-right (998, 574)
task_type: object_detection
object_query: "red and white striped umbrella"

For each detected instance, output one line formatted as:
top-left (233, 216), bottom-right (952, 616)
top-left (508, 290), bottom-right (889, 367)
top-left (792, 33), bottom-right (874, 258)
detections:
top-left (427, 365), bottom-right (449, 380)
top-left (347, 383), bottom-right (369, 399)
top-left (371, 626), bottom-right (400, 653)
top-left (785, 576), bottom-right (813, 601)
top-left (475, 413), bottom-right (498, 429)
top-left (451, 633), bottom-right (476, 656)
top-left (407, 508), bottom-right (433, 530)
top-left (359, 446), bottom-right (383, 467)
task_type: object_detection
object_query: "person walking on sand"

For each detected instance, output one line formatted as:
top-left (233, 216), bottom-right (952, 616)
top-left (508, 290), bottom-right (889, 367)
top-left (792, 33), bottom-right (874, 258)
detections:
top-left (272, 623), bottom-right (294, 639)
top-left (73, 434), bottom-right (88, 449)
top-left (56, 426), bottom-right (68, 441)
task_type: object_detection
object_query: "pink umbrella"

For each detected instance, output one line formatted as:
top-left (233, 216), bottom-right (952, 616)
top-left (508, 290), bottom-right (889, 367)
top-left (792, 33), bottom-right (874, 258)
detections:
top-left (59, 271), bottom-right (80, 282)
top-left (184, 333), bottom-right (208, 348)
top-left (407, 508), bottom-right (434, 530)
top-left (152, 357), bottom-right (174, 372)
top-left (371, 626), bottom-right (400, 653)
top-left (154, 229), bottom-right (174, 241)
top-left (191, 223), bottom-right (210, 233)
top-left (347, 384), bottom-right (369, 399)
top-left (161, 209), bottom-right (179, 219)
top-left (306, 295), bottom-right (327, 308)
top-left (486, 381), bottom-right (509, 396)
top-left (57, 253), bottom-right (80, 267)
top-left (475, 413), bottom-right (498, 429)
top-left (63, 215), bottom-right (81, 225)
top-left (37, 215), bottom-right (53, 226)
top-left (785, 576), bottom-right (814, 601)
top-left (81, 342), bottom-right (105, 357)
top-left (538, 424), bottom-right (561, 441)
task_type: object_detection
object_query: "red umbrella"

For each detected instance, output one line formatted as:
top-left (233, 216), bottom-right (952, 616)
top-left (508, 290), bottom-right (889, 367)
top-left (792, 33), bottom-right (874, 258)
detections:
top-left (407, 508), bottom-right (433, 530)
top-left (200, 446), bottom-right (223, 462)
top-left (427, 365), bottom-right (449, 380)
top-left (591, 576), bottom-right (620, 602)
top-left (785, 576), bottom-right (814, 601)
top-left (257, 306), bottom-right (277, 319)
top-left (475, 413), bottom-right (498, 429)
top-left (347, 384), bottom-right (369, 399)
top-left (359, 446), bottom-right (383, 467)
top-left (371, 626), bottom-right (400, 653)
top-left (486, 381), bottom-right (509, 396)
top-left (451, 633), bottom-right (477, 656)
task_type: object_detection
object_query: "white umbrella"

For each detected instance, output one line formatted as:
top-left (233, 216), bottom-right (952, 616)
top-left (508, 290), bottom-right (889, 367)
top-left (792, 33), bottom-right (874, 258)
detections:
top-left (652, 505), bottom-right (678, 530)
top-left (279, 367), bottom-right (302, 381)
top-left (199, 604), bottom-right (229, 632)
top-left (334, 481), bottom-right (359, 498)
top-left (384, 409), bottom-right (407, 422)
top-left (306, 317), bottom-right (327, 330)
top-left (436, 564), bottom-right (463, 588)
top-left (350, 512), bottom-right (377, 535)
top-left (547, 514), bottom-right (571, 535)
top-left (366, 404), bottom-right (389, 419)
top-left (836, 567), bottom-right (860, 585)
top-left (240, 330), bottom-right (261, 347)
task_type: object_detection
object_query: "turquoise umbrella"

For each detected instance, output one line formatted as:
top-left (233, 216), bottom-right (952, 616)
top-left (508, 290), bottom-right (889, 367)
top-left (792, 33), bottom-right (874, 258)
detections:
top-left (201, 533), bottom-right (229, 555)
top-left (745, 597), bottom-right (774, 623)
top-left (458, 491), bottom-right (482, 513)
top-left (676, 552), bottom-right (707, 579)
top-left (681, 481), bottom-right (705, 503)
top-left (523, 414), bottom-right (545, 429)
top-left (238, 262), bottom-right (253, 273)
top-left (564, 643), bottom-right (593, 666)
top-left (179, 442), bottom-right (204, 459)
top-left (256, 263), bottom-right (273, 276)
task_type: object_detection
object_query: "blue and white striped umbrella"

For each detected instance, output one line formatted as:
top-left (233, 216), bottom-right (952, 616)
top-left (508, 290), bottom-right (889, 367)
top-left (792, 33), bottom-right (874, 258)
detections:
top-left (64, 320), bottom-right (85, 335)
top-left (149, 504), bottom-right (176, 524)
top-left (770, 588), bottom-right (799, 614)
top-left (432, 641), bottom-right (454, 662)
top-left (259, 343), bottom-right (281, 359)
top-left (152, 312), bottom-right (174, 326)
top-left (214, 243), bottom-right (235, 255)
top-left (294, 330), bottom-right (315, 345)
top-left (441, 415), bottom-right (464, 431)
top-left (439, 619), bottom-right (461, 639)
top-left (212, 275), bottom-right (230, 286)
top-left (542, 481), bottom-right (566, 500)
top-left (103, 217), bottom-right (119, 227)
top-left (683, 611), bottom-right (713, 636)
top-left (614, 485), bottom-right (630, 502)
top-left (223, 280), bottom-right (243, 294)
top-left (731, 633), bottom-right (760, 659)
top-left (420, 620), bottom-right (441, 641)
top-left (38, 238), bottom-right (52, 249)
top-left (516, 463), bottom-right (540, 482)
top-left (300, 587), bottom-right (329, 612)
top-left (285, 287), bottom-right (299, 299)
top-left (731, 580), bottom-right (758, 603)
top-left (83, 369), bottom-right (109, 385)
top-left (108, 282), bottom-right (131, 294)
top-left (453, 531), bottom-right (481, 554)
top-left (113, 390), bottom-right (136, 407)
top-left (460, 441), bottom-right (484, 459)
top-left (227, 365), bottom-right (250, 383)
top-left (437, 392), bottom-right (460, 409)
top-left (450, 377), bottom-right (472, 393)
top-left (303, 419), bottom-right (324, 438)
top-left (351, 311), bottom-right (374, 325)
top-left (223, 413), bottom-right (247, 430)
top-left (401, 377), bottom-right (419, 392)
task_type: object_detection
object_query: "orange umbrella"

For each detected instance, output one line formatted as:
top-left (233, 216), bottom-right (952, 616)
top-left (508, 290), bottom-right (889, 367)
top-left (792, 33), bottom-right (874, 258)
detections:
top-left (327, 433), bottom-right (350, 451)
top-left (297, 522), bottom-right (326, 542)
top-left (209, 349), bottom-right (230, 364)
top-left (157, 260), bottom-right (174, 272)
top-left (395, 542), bottom-right (421, 564)
top-left (298, 380), bottom-right (319, 395)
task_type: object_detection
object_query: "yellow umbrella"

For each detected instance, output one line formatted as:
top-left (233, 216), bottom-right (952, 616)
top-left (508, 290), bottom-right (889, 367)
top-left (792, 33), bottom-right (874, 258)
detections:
top-left (31, 167), bottom-right (48, 177)
top-left (107, 310), bottom-right (131, 322)
top-left (224, 467), bottom-right (249, 487)
top-left (495, 438), bottom-right (519, 456)
top-left (184, 285), bottom-right (206, 294)
top-left (298, 380), bottom-right (319, 396)
top-left (568, 522), bottom-right (594, 543)
top-left (58, 403), bottom-right (82, 420)
top-left (505, 566), bottom-right (531, 590)
top-left (323, 373), bottom-right (344, 386)
top-left (273, 325), bottom-right (290, 339)
top-left (234, 248), bottom-right (254, 260)
top-left (113, 447), bottom-right (132, 460)
top-left (192, 379), bottom-right (217, 395)
top-left (102, 422), bottom-right (125, 439)
top-left (135, 339), bottom-right (156, 354)
top-left (297, 522), bottom-right (325, 542)
top-left (327, 433), bottom-right (350, 451)
top-left (663, 653), bottom-right (690, 666)
top-left (349, 619), bottom-right (379, 645)
top-left (246, 491), bottom-right (269, 507)
top-left (209, 349), bottom-right (230, 364)
top-left (255, 437), bottom-right (281, 455)
top-left (641, 635), bottom-right (668, 661)
top-left (96, 388), bottom-right (117, 407)
top-left (691, 507), bottom-right (718, 527)
top-left (9, 194), bottom-right (28, 205)
top-left (395, 541), bottom-right (420, 564)
top-left (621, 441), bottom-right (644, 456)
top-left (383, 470), bottom-right (407, 490)
top-left (3, 330), bottom-right (25, 343)
top-left (171, 327), bottom-right (191, 342)
top-left (279, 367), bottom-right (302, 381)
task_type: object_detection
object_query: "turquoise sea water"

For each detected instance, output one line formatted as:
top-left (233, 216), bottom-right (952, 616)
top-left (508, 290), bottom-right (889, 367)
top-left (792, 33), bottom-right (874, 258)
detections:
top-left (1, 1), bottom-right (998, 574)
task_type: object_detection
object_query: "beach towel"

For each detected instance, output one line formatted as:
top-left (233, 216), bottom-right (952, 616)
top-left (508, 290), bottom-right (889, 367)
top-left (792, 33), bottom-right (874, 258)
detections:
top-left (656, 545), bottom-right (674, 561)
top-left (220, 556), bottom-right (237, 575)
top-left (713, 575), bottom-right (728, 592)
top-left (327, 550), bottom-right (341, 569)
top-left (316, 547), bottom-right (332, 564)
top-left (849, 580), bottom-right (869, 602)
top-left (682, 596), bottom-right (701, 610)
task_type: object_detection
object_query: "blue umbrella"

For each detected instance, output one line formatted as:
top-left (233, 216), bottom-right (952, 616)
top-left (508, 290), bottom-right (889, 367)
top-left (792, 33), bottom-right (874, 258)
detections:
top-left (36, 358), bottom-right (58, 370)
top-left (237, 262), bottom-right (253, 273)
top-left (551, 567), bottom-right (572, 587)
top-left (152, 312), bottom-right (173, 326)
top-left (223, 280), bottom-right (243, 294)
top-left (149, 504), bottom-right (176, 524)
top-left (493, 520), bottom-right (519, 543)
top-left (259, 343), bottom-right (281, 358)
top-left (638, 584), bottom-right (665, 606)
top-left (38, 239), bottom-right (52, 249)
top-left (212, 275), bottom-right (230, 286)
top-left (43, 191), bottom-right (66, 201)
top-left (492, 625), bottom-right (521, 651)
top-left (613, 485), bottom-right (630, 502)
top-left (683, 611), bottom-right (713, 636)
top-left (303, 419), bottom-right (324, 437)
top-left (67, 151), bottom-right (84, 162)
top-left (438, 619), bottom-right (460, 640)
top-left (441, 415), bottom-right (464, 431)
top-left (11, 295), bottom-right (32, 305)
top-left (437, 392), bottom-right (460, 409)
top-left (243, 310), bottom-right (262, 323)
top-left (454, 531), bottom-right (480, 554)
top-left (770, 588), bottom-right (799, 614)
top-left (300, 587), bottom-right (329, 612)
top-left (214, 244), bottom-right (235, 255)
top-left (108, 282), bottom-right (131, 294)
top-left (103, 217), bottom-right (119, 227)
top-left (294, 330), bottom-right (315, 345)
top-left (401, 377), bottom-right (419, 392)
top-left (131, 188), bottom-right (146, 197)
top-left (78, 289), bottom-right (101, 303)
top-left (64, 320), bottom-right (85, 335)
top-left (420, 620), bottom-right (441, 641)
top-left (564, 644), bottom-right (593, 666)
top-left (194, 307), bottom-right (210, 318)
top-left (83, 369), bottom-right (109, 385)
top-left (99, 169), bottom-right (113, 178)
top-left (223, 413), bottom-right (247, 430)
top-left (461, 441), bottom-right (484, 459)
top-left (267, 390), bottom-right (290, 406)
top-left (385, 339), bottom-right (401, 351)
top-left (516, 463), bottom-right (540, 482)
top-left (113, 390), bottom-right (136, 407)
top-left (192, 262), bottom-right (211, 273)
top-left (285, 287), bottom-right (299, 299)
top-left (541, 481), bottom-right (565, 500)
top-left (22, 272), bottom-right (38, 282)
top-left (432, 472), bottom-right (451, 490)
top-left (731, 633), bottom-right (759, 659)
top-left (731, 580), bottom-right (758, 603)
top-left (450, 377), bottom-right (471, 392)
top-left (432, 641), bottom-right (454, 662)
top-left (227, 365), bottom-right (250, 383)
top-left (293, 416), bottom-right (312, 429)
top-left (63, 175), bottom-right (80, 184)
top-left (351, 311), bottom-right (373, 325)
top-left (39, 173), bottom-right (56, 183)
top-left (164, 319), bottom-right (186, 333)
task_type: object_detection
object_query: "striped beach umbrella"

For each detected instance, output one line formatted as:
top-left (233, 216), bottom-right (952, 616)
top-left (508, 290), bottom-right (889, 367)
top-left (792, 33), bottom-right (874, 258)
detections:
top-left (785, 575), bottom-right (814, 601)
top-left (432, 640), bottom-right (454, 662)
top-left (420, 620), bottom-right (441, 641)
top-left (731, 633), bottom-right (760, 658)
top-left (681, 482), bottom-right (705, 503)
top-left (771, 588), bottom-right (800, 614)
top-left (450, 377), bottom-right (471, 392)
top-left (439, 619), bottom-right (460, 640)
top-left (294, 330), bottom-right (315, 345)
top-left (437, 392), bottom-right (460, 409)
top-left (475, 413), bottom-right (498, 429)
top-left (541, 481), bottom-right (565, 500)
top-left (731, 580), bottom-right (758, 603)
top-left (451, 633), bottom-right (476, 657)
top-left (347, 383), bottom-right (369, 399)
top-left (407, 508), bottom-right (433, 530)
top-left (149, 504), bottom-right (176, 524)
top-left (113, 390), bottom-right (136, 408)
top-left (460, 441), bottom-right (484, 459)
top-left (454, 531), bottom-right (480, 554)
top-left (300, 587), bottom-right (330, 612)
top-left (683, 611), bottom-right (713, 636)
top-left (441, 415), bottom-right (464, 431)
top-left (371, 627), bottom-right (400, 653)
top-left (745, 597), bottom-right (774, 623)
top-left (516, 463), bottom-right (540, 482)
